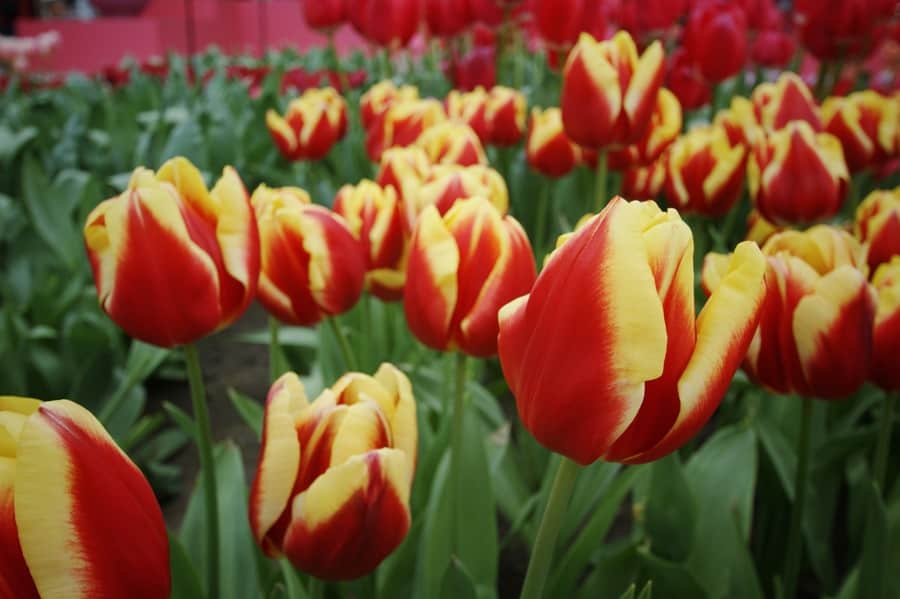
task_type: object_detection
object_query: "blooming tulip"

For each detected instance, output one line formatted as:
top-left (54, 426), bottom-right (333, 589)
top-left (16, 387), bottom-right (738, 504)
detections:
top-left (0, 397), bottom-right (170, 598)
top-left (666, 48), bottom-right (712, 111)
top-left (608, 87), bottom-right (682, 170)
top-left (351, 0), bottom-right (421, 48)
top-left (425, 0), bottom-right (472, 37)
top-left (446, 87), bottom-right (491, 142)
top-left (526, 107), bottom-right (582, 178)
top-left (748, 121), bottom-right (849, 225)
top-left (664, 125), bottom-right (747, 217)
top-left (752, 29), bottom-right (796, 68)
top-left (856, 188), bottom-right (900, 273)
top-left (376, 146), bottom-right (433, 226)
top-left (704, 226), bottom-right (875, 399)
top-left (871, 257), bottom-right (900, 391)
top-left (251, 185), bottom-right (365, 326)
top-left (366, 98), bottom-right (447, 162)
top-left (823, 91), bottom-right (898, 172)
top-left (713, 95), bottom-right (763, 148)
top-left (404, 197), bottom-right (536, 357)
top-left (752, 72), bottom-right (822, 132)
top-left (249, 365), bottom-right (416, 580)
top-left (361, 80), bottom-right (419, 131)
top-left (621, 161), bottom-right (666, 201)
top-left (334, 181), bottom-right (408, 301)
top-left (416, 164), bottom-right (509, 218)
top-left (683, 0), bottom-right (748, 83)
top-left (447, 45), bottom-right (497, 91)
top-left (416, 121), bottom-right (487, 166)
top-left (486, 86), bottom-right (526, 146)
top-left (561, 31), bottom-right (665, 150)
top-left (301, 0), bottom-right (346, 30)
top-left (498, 197), bottom-right (767, 464)
top-left (267, 87), bottom-right (348, 161)
top-left (83, 157), bottom-right (259, 348)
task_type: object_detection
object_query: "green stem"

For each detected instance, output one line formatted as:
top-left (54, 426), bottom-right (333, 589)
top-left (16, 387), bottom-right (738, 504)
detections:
top-left (534, 178), bottom-right (551, 258)
top-left (450, 353), bottom-right (468, 498)
top-left (183, 344), bottom-right (220, 599)
top-left (873, 393), bottom-right (896, 493)
top-left (381, 47), bottom-right (393, 80)
top-left (783, 396), bottom-right (813, 599)
top-left (593, 149), bottom-right (608, 214)
top-left (327, 316), bottom-right (359, 371)
top-left (519, 457), bottom-right (582, 599)
top-left (268, 316), bottom-right (285, 382)
top-left (307, 576), bottom-right (324, 599)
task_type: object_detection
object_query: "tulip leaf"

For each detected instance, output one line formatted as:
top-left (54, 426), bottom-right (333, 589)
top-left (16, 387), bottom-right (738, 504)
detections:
top-left (855, 482), bottom-right (888, 599)
top-left (169, 533), bottom-right (206, 599)
top-left (575, 538), bottom-right (642, 599)
top-left (20, 154), bottom-right (82, 268)
top-left (638, 549), bottom-right (708, 599)
top-left (278, 559), bottom-right (309, 599)
top-left (636, 580), bottom-right (654, 599)
top-left (440, 557), bottom-right (479, 599)
top-left (163, 401), bottom-right (198, 441)
top-left (644, 453), bottom-right (696, 562)
top-left (226, 387), bottom-right (264, 438)
top-left (161, 118), bottom-right (208, 170)
top-left (416, 451), bottom-right (454, 599)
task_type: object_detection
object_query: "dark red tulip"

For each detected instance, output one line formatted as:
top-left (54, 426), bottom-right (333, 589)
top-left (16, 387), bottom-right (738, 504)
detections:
top-left (425, 0), bottom-right (473, 37)
top-left (301, 0), bottom-right (346, 30)
top-left (684, 0), bottom-right (749, 83)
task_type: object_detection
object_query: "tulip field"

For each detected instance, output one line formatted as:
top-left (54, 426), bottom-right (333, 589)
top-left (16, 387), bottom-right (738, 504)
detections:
top-left (2, 1), bottom-right (900, 598)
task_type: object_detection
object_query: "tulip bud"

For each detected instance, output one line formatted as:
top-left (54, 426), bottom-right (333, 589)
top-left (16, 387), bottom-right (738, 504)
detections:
top-left (871, 257), bottom-right (900, 391)
top-left (1, 397), bottom-right (170, 598)
top-left (608, 87), bottom-right (682, 170)
top-left (84, 157), bottom-right (259, 348)
top-left (446, 87), bottom-right (491, 142)
top-left (251, 185), bottom-right (365, 326)
top-left (533, 0), bottom-right (586, 49)
top-left (562, 31), bottom-right (666, 150)
top-left (416, 121), bottom-right (487, 166)
top-left (249, 365), bottom-right (417, 580)
top-left (366, 98), bottom-right (447, 162)
top-left (748, 121), bottom-right (849, 225)
top-left (334, 181), bottom-right (408, 301)
top-left (425, 0), bottom-right (473, 37)
top-left (751, 29), bottom-right (796, 68)
top-left (666, 48), bottom-right (712, 111)
top-left (486, 86), bottom-right (526, 146)
top-left (704, 226), bottom-right (874, 399)
top-left (376, 146), bottom-right (433, 227)
top-left (713, 95), bottom-right (764, 148)
top-left (499, 197), bottom-right (767, 464)
top-left (664, 125), bottom-right (747, 217)
top-left (823, 91), bottom-right (898, 172)
top-left (447, 45), bottom-right (497, 91)
top-left (683, 0), bottom-right (748, 83)
top-left (856, 188), bottom-right (900, 273)
top-left (361, 80), bottom-right (420, 130)
top-left (621, 160), bottom-right (666, 201)
top-left (751, 72), bottom-right (822, 132)
top-left (416, 164), bottom-right (509, 219)
top-left (404, 197), bottom-right (536, 357)
top-left (795, 0), bottom-right (894, 61)
top-left (267, 87), bottom-right (348, 161)
top-left (301, 0), bottom-right (346, 30)
top-left (526, 107), bottom-right (582, 178)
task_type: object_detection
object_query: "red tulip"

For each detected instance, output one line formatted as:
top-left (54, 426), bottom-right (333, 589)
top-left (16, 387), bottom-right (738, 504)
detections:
top-left (871, 257), bottom-right (900, 391)
top-left (607, 87), bottom-right (683, 170)
top-left (301, 0), bottom-right (346, 30)
top-left (425, 0), bottom-right (473, 37)
top-left (446, 87), bottom-right (491, 142)
top-left (621, 161), bottom-right (666, 201)
top-left (795, 0), bottom-right (895, 61)
top-left (856, 188), bottom-right (900, 273)
top-left (447, 45), bottom-right (497, 91)
top-left (485, 86), bottom-right (527, 146)
top-left (361, 80), bottom-right (419, 130)
top-left (366, 98), bottom-right (447, 162)
top-left (416, 164), bottom-right (509, 218)
top-left (353, 0), bottom-right (422, 48)
top-left (684, 0), bottom-right (748, 83)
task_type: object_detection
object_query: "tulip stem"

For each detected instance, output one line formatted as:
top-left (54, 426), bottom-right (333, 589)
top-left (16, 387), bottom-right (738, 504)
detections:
top-left (183, 344), bottom-right (220, 599)
top-left (534, 178), bottom-right (551, 258)
top-left (873, 392), bottom-right (896, 493)
top-left (520, 457), bottom-right (581, 599)
top-left (268, 316), bottom-right (288, 382)
top-left (327, 316), bottom-right (359, 371)
top-left (593, 149), bottom-right (608, 213)
top-left (306, 577), bottom-right (324, 599)
top-left (783, 396), bottom-right (813, 599)
top-left (450, 352), bottom-right (468, 546)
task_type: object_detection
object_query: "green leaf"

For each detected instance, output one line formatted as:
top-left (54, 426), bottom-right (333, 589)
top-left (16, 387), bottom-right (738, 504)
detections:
top-left (645, 453), bottom-right (696, 562)
top-left (855, 482), bottom-right (889, 599)
top-left (227, 387), bottom-right (264, 438)
top-left (0, 126), bottom-right (38, 163)
top-left (169, 533), bottom-right (206, 599)
top-left (278, 560), bottom-right (309, 599)
top-left (161, 118), bottom-right (208, 168)
top-left (20, 154), bottom-right (82, 267)
top-left (576, 539), bottom-right (642, 599)
top-left (416, 452), bottom-right (454, 599)
top-left (638, 549), bottom-right (708, 599)
top-left (636, 580), bottom-right (653, 599)
top-left (163, 401), bottom-right (197, 441)
top-left (440, 557), bottom-right (479, 599)
top-left (235, 326), bottom-right (319, 348)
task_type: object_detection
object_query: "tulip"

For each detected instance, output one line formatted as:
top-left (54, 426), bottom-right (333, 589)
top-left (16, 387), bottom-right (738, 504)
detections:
top-left (608, 87), bottom-right (682, 170)
top-left (334, 180), bottom-right (408, 301)
top-left (415, 121), bottom-right (487, 166)
top-left (666, 48), bottom-right (712, 111)
top-left (469, 0), bottom-right (508, 27)
top-left (794, 0), bottom-right (895, 61)
top-left (745, 209), bottom-right (781, 246)
top-left (249, 365), bottom-right (417, 580)
top-left (683, 0), bottom-right (748, 83)
top-left (751, 29), bottom-right (796, 68)
top-left (446, 87), bottom-right (491, 142)
top-left (425, 0), bottom-right (472, 37)
top-left (748, 121), bottom-right (849, 225)
top-left (713, 95), bottom-right (763, 148)
top-left (664, 125), bottom-right (747, 217)
top-left (416, 164), bottom-right (509, 218)
top-left (856, 188), bottom-right (900, 273)
top-left (823, 91), bottom-right (898, 172)
top-left (561, 31), bottom-right (665, 150)
top-left (0, 397), bottom-right (169, 598)
top-left (526, 107), bottom-right (582, 178)
top-left (375, 146), bottom-right (433, 229)
top-left (621, 161), bottom-right (666, 201)
top-left (83, 157), bottom-right (259, 348)
top-left (533, 0), bottom-right (608, 50)
top-left (871, 256), bottom-right (900, 391)
top-left (486, 86), bottom-right (526, 146)
top-left (366, 98), bottom-right (447, 162)
top-left (616, 0), bottom-right (687, 39)
top-left (301, 0), bottom-right (346, 30)
top-left (361, 80), bottom-right (419, 131)
top-left (405, 196), bottom-right (536, 357)
top-left (266, 87), bottom-right (348, 161)
top-left (251, 185), bottom-right (365, 326)
top-left (498, 197), bottom-right (767, 464)
top-left (752, 72), bottom-right (822, 132)
top-left (703, 226), bottom-right (874, 399)
top-left (447, 45), bottom-right (497, 91)
top-left (351, 0), bottom-right (421, 48)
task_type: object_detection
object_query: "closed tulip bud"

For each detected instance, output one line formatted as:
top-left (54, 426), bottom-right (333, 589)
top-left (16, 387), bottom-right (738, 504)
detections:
top-left (745, 209), bottom-right (782, 246)
top-left (823, 91), bottom-right (898, 172)
top-left (533, 0), bottom-right (586, 49)
top-left (752, 29), bottom-right (796, 68)
top-left (361, 80), bottom-right (419, 131)
top-left (621, 160), bottom-right (666, 200)
top-left (795, 0), bottom-right (894, 61)
top-left (713, 95), bottom-right (764, 148)
top-left (416, 121), bottom-right (487, 166)
top-left (251, 185), bottom-right (365, 326)
top-left (527, 107), bottom-right (582, 178)
top-left (749, 121), bottom-right (849, 225)
top-left (608, 88), bottom-right (683, 170)
top-left (416, 164), bottom-right (509, 220)
top-left (856, 188), bottom-right (900, 273)
top-left (301, 0), bottom-right (346, 30)
top-left (334, 181), bottom-right (408, 301)
top-left (267, 87), bottom-right (348, 161)
top-left (446, 87), bottom-right (491, 142)
top-left (404, 197), bottom-right (536, 357)
top-left (752, 73), bottom-right (822, 132)
top-left (562, 31), bottom-right (666, 150)
top-left (684, 0), bottom-right (748, 83)
top-left (499, 198), bottom-right (767, 464)
top-left (469, 0), bottom-right (505, 26)
top-left (1, 397), bottom-right (169, 598)
top-left (353, 0), bottom-right (422, 48)
top-left (376, 146), bottom-right (432, 227)
top-left (704, 226), bottom-right (874, 399)
top-left (84, 157), bottom-right (259, 348)
top-left (486, 86), bottom-right (526, 146)
top-left (664, 125), bottom-right (747, 217)
top-left (366, 98), bottom-right (447, 162)
top-left (616, 0), bottom-right (687, 39)
top-left (249, 365), bottom-right (417, 580)
top-left (871, 257), bottom-right (900, 391)
top-left (425, 0), bottom-right (472, 37)
top-left (666, 47), bottom-right (712, 111)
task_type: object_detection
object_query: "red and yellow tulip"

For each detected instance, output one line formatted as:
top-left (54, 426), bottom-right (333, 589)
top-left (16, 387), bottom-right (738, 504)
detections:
top-left (375, 146), bottom-right (433, 224)
top-left (1, 397), bottom-right (169, 599)
top-left (404, 196), bottom-right (536, 357)
top-left (249, 365), bottom-right (416, 580)
top-left (366, 98), bottom-right (447, 162)
top-left (856, 187), bottom-right (900, 273)
top-left (416, 121), bottom-right (488, 166)
top-left (498, 197), bottom-right (767, 464)
top-left (608, 87), bottom-right (682, 170)
top-left (621, 160), bottom-right (666, 201)
top-left (871, 257), bottom-right (900, 392)
top-left (486, 86), bottom-right (527, 146)
top-left (251, 185), bottom-right (365, 326)
top-left (752, 72), bottom-right (822, 132)
top-left (361, 80), bottom-right (419, 131)
top-left (446, 86), bottom-right (491, 142)
top-left (526, 107), bottom-right (582, 178)
top-left (83, 157), bottom-right (259, 348)
top-left (416, 164), bottom-right (509, 219)
top-left (823, 91), bottom-right (898, 173)
top-left (266, 87), bottom-right (348, 161)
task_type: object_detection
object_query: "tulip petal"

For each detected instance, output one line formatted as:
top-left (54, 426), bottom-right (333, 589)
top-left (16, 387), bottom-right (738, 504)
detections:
top-left (872, 258), bottom-right (900, 391)
top-left (373, 363), bottom-right (418, 469)
top-left (624, 41), bottom-right (665, 135)
top-left (15, 400), bottom-right (170, 599)
top-left (0, 456), bottom-right (39, 599)
top-left (267, 109), bottom-right (299, 159)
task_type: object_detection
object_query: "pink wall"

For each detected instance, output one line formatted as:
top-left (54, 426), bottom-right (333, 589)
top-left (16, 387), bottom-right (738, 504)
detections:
top-left (16, 0), bottom-right (369, 74)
